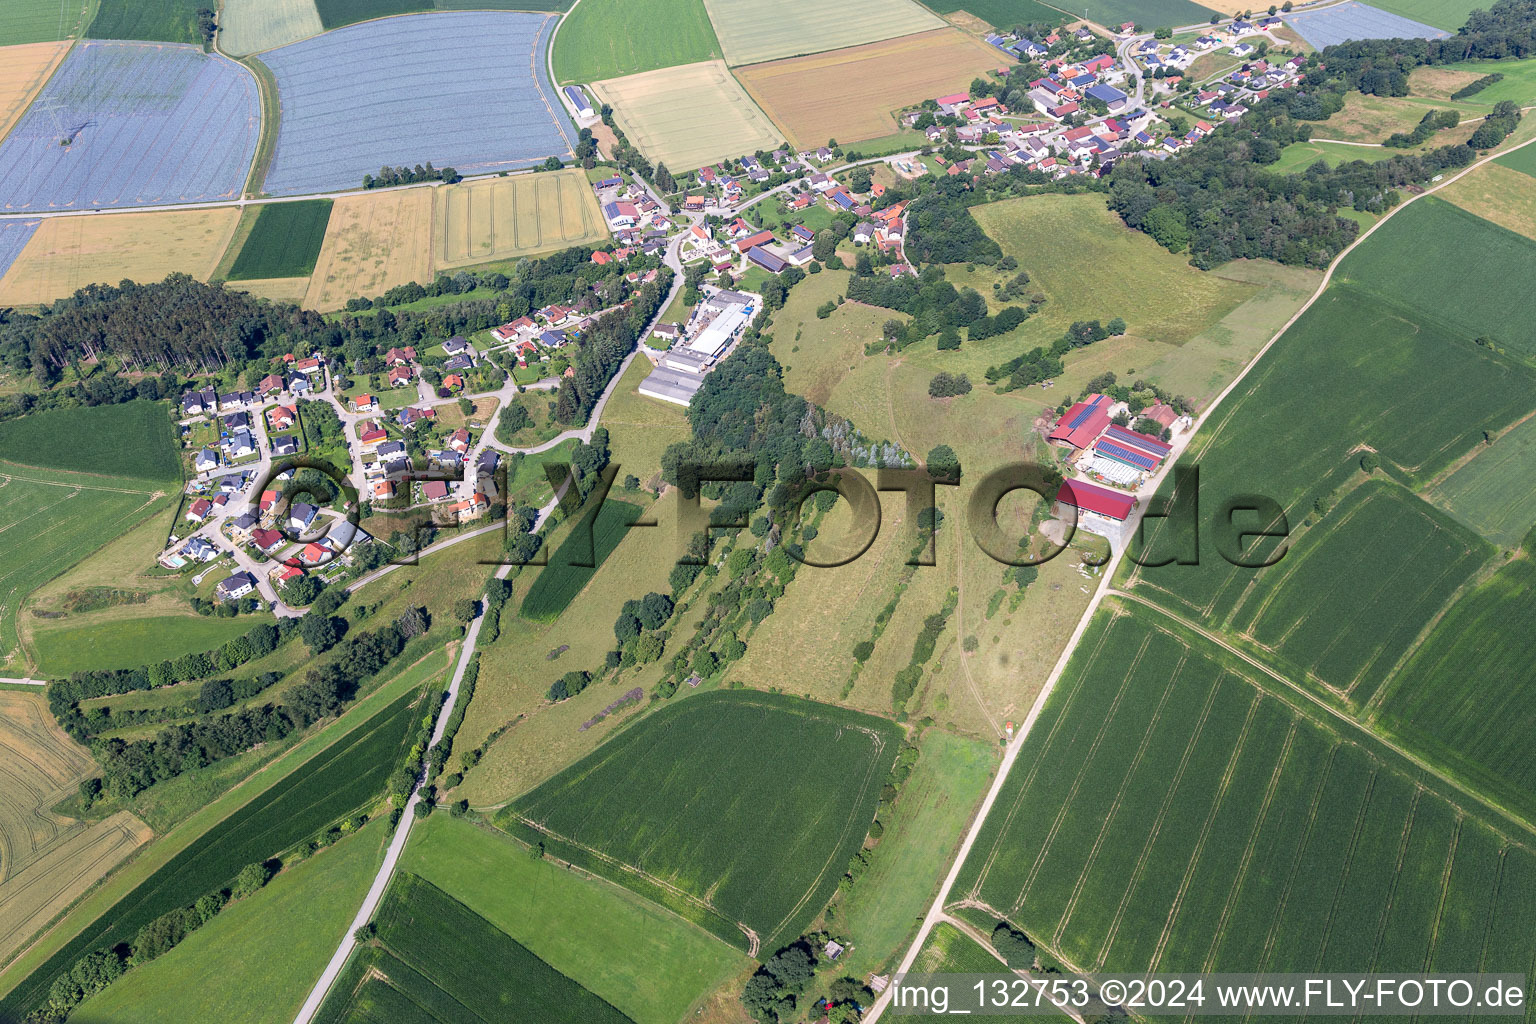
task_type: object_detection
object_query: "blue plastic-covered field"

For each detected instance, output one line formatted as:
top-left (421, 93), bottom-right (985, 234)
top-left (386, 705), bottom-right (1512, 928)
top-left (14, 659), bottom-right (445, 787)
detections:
top-left (259, 11), bottom-right (576, 196)
top-left (0, 42), bottom-right (260, 212)
top-left (0, 220), bottom-right (40, 280)
top-left (1282, 1), bottom-right (1449, 48)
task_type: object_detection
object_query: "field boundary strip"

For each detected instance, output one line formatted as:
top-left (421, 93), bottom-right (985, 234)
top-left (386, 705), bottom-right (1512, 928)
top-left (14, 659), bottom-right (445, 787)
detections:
top-left (0, 646), bottom-right (451, 1001)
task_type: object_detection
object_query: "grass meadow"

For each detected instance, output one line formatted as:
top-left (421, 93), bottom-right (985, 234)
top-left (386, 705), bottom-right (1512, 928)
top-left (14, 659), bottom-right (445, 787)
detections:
top-left (317, 873), bottom-right (633, 1024)
top-left (551, 0), bottom-right (719, 83)
top-left (1270, 138), bottom-right (1404, 173)
top-left (312, 0), bottom-right (430, 30)
top-left (402, 815), bottom-right (743, 1024)
top-left (502, 690), bottom-right (903, 951)
top-left (72, 820), bottom-right (387, 1024)
top-left (227, 200), bottom-right (333, 280)
top-left (950, 601), bottom-right (1536, 979)
top-left (218, 0), bottom-right (324, 55)
top-left (1439, 160), bottom-right (1536, 242)
top-left (0, 686), bottom-right (423, 1020)
top-left (519, 498), bottom-right (645, 621)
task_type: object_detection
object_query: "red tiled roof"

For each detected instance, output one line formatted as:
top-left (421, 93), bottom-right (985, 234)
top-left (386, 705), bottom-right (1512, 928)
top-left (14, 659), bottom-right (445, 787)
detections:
top-left (1048, 393), bottom-right (1112, 449)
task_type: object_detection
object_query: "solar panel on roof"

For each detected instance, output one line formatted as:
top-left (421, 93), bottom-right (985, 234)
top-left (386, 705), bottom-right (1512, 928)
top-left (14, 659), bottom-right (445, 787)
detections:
top-left (1065, 403), bottom-right (1099, 430)
top-left (1094, 439), bottom-right (1157, 470)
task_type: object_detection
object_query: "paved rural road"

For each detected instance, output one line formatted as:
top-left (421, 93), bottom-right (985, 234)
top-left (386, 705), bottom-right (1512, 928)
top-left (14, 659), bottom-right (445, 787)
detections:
top-left (0, 677), bottom-right (45, 686)
top-left (293, 228), bottom-right (684, 1024)
top-left (862, 124), bottom-right (1536, 1023)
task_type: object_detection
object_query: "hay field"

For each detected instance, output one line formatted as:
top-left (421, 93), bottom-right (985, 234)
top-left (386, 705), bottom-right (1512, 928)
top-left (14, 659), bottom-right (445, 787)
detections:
top-left (702, 0), bottom-right (943, 66)
top-left (225, 277), bottom-right (310, 303)
top-left (591, 60), bottom-right (781, 171)
top-left (0, 207), bottom-right (239, 306)
top-left (302, 188), bottom-right (432, 311)
top-left (0, 692), bottom-right (151, 964)
top-left (0, 42), bottom-right (70, 143)
top-left (1438, 159), bottom-right (1536, 241)
top-left (737, 29), bottom-right (1004, 147)
top-left (433, 169), bottom-right (606, 270)
top-left (218, 0), bottom-right (323, 55)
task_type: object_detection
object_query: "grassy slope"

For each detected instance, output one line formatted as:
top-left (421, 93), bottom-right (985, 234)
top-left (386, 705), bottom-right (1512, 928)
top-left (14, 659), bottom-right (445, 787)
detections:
top-left (0, 658), bottom-right (436, 1014)
top-left (72, 821), bottom-right (387, 1024)
top-left (0, 401), bottom-right (179, 481)
top-left (401, 815), bottom-right (743, 1024)
top-left (836, 729), bottom-right (995, 980)
top-left (552, 0), bottom-right (719, 84)
top-left (29, 613), bottom-right (255, 678)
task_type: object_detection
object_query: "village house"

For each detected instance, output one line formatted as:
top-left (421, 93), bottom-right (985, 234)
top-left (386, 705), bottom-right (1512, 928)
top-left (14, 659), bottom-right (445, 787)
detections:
top-left (352, 394), bottom-right (379, 414)
top-left (215, 572), bottom-right (257, 603)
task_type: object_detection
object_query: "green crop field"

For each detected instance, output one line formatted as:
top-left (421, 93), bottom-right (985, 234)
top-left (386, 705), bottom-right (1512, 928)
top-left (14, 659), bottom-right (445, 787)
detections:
top-left (0, 688), bottom-right (421, 1021)
top-left (950, 601), bottom-right (1536, 977)
top-left (436, 0), bottom-right (570, 8)
top-left (227, 200), bottom-right (333, 280)
top-left (1129, 283), bottom-right (1535, 623)
top-left (1371, 0), bottom-right (1485, 31)
top-left (1335, 198), bottom-right (1536, 364)
top-left (552, 0), bottom-right (720, 84)
top-left (401, 815), bottom-right (742, 1024)
top-left (1224, 481), bottom-right (1488, 709)
top-left (318, 873), bottom-right (634, 1024)
top-left (1377, 557), bottom-right (1536, 826)
top-left (0, 0), bottom-right (84, 43)
top-left (1430, 414), bottom-right (1536, 548)
top-left (73, 821), bottom-right (387, 1024)
top-left (519, 498), bottom-right (644, 622)
top-left (913, 922), bottom-right (1007, 974)
top-left (87, 0), bottom-right (206, 42)
top-left (0, 400), bottom-right (179, 481)
top-left (502, 691), bottom-right (903, 952)
top-left (0, 466), bottom-right (171, 672)
top-left (313, 0), bottom-right (430, 30)
top-left (923, 0), bottom-right (1069, 28)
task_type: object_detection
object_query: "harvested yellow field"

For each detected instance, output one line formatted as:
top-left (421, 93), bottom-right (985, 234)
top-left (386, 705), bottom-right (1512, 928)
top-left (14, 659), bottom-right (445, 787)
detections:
top-left (0, 692), bottom-right (151, 963)
top-left (1439, 161), bottom-right (1536, 241)
top-left (0, 207), bottom-right (239, 306)
top-left (302, 188), bottom-right (432, 311)
top-left (433, 169), bottom-right (606, 270)
top-left (737, 29), bottom-right (1004, 147)
top-left (592, 60), bottom-right (783, 171)
top-left (0, 41), bottom-right (69, 143)
top-left (226, 276), bottom-right (310, 303)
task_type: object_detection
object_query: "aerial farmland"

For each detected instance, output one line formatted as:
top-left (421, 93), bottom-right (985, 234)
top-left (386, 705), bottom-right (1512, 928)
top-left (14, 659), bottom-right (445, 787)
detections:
top-left (592, 60), bottom-right (781, 171)
top-left (702, 0), bottom-right (945, 66)
top-left (257, 11), bottom-right (575, 196)
top-left (0, 41), bottom-right (259, 211)
top-left (219, 0), bottom-right (325, 55)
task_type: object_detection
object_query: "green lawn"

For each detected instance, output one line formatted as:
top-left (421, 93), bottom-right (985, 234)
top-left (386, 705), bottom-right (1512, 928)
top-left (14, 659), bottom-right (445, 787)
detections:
top-left (1442, 57), bottom-right (1536, 110)
top-left (227, 200), bottom-right (333, 281)
top-left (402, 815), bottom-right (743, 1024)
top-left (29, 613), bottom-right (257, 678)
top-left (552, 0), bottom-right (720, 84)
top-left (1270, 139), bottom-right (1401, 174)
top-left (74, 821), bottom-right (388, 1024)
top-left (836, 730), bottom-right (995, 981)
top-left (87, 0), bottom-right (207, 42)
top-left (1370, 0), bottom-right (1485, 31)
top-left (0, 0), bottom-right (85, 43)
